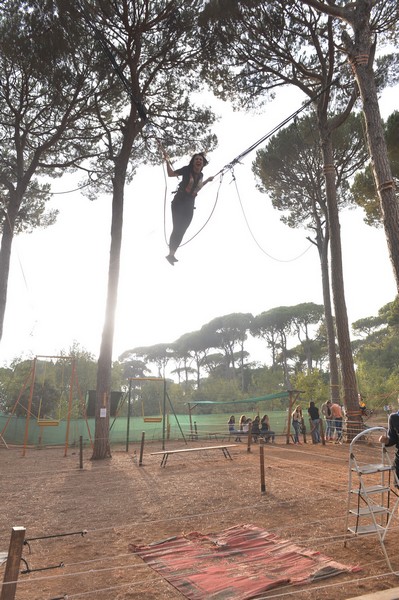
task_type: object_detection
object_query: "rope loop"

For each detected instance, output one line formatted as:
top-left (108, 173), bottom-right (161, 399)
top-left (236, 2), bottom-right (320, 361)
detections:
top-left (378, 180), bottom-right (395, 192)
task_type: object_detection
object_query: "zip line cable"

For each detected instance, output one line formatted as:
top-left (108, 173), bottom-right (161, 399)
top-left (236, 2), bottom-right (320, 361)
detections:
top-left (215, 78), bottom-right (339, 178)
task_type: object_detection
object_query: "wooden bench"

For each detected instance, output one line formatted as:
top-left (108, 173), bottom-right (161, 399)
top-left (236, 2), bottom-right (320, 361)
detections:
top-left (150, 444), bottom-right (237, 467)
top-left (184, 431), bottom-right (228, 442)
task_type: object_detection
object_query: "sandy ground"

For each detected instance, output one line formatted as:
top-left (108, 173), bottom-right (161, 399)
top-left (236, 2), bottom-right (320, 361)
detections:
top-left (1, 430), bottom-right (399, 600)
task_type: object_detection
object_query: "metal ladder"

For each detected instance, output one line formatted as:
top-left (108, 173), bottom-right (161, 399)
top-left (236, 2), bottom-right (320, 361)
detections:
top-left (344, 426), bottom-right (399, 573)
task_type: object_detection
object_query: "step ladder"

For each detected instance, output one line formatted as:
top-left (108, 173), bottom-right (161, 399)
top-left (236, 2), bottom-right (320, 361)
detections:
top-left (344, 426), bottom-right (399, 573)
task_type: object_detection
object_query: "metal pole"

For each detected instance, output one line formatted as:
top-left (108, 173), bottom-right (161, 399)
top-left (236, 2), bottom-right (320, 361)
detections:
top-left (166, 392), bottom-right (187, 445)
top-left (139, 431), bottom-right (145, 466)
top-left (22, 358), bottom-right (36, 457)
top-left (260, 440), bottom-right (266, 495)
top-left (126, 379), bottom-right (132, 453)
top-left (162, 380), bottom-right (167, 451)
top-left (64, 358), bottom-right (76, 457)
top-left (79, 436), bottom-right (83, 469)
top-left (188, 404), bottom-right (193, 435)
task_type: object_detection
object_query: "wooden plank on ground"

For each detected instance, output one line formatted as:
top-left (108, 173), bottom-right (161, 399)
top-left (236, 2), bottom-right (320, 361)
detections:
top-left (346, 588), bottom-right (399, 600)
top-left (150, 445), bottom-right (237, 455)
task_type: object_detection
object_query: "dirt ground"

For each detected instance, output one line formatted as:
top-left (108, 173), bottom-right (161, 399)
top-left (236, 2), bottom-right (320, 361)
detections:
top-left (1, 430), bottom-right (399, 600)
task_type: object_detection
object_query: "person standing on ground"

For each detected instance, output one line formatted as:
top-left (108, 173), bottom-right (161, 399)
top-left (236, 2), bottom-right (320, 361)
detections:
top-left (321, 399), bottom-right (333, 440)
top-left (379, 398), bottom-right (399, 486)
top-left (292, 406), bottom-right (302, 445)
top-left (308, 401), bottom-right (321, 443)
top-left (331, 401), bottom-right (343, 443)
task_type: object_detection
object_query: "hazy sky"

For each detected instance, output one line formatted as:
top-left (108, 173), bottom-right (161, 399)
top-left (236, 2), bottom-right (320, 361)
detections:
top-left (1, 84), bottom-right (398, 367)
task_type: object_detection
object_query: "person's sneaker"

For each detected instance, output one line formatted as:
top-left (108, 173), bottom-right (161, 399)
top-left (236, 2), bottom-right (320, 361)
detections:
top-left (172, 256), bottom-right (178, 263)
top-left (166, 255), bottom-right (175, 265)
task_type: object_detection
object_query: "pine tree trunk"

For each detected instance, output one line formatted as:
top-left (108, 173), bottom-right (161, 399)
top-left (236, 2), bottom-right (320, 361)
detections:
top-left (343, 22), bottom-right (399, 290)
top-left (91, 166), bottom-right (126, 459)
top-left (90, 104), bottom-right (142, 460)
top-left (0, 194), bottom-right (19, 341)
top-left (318, 124), bottom-right (362, 438)
top-left (318, 227), bottom-right (340, 402)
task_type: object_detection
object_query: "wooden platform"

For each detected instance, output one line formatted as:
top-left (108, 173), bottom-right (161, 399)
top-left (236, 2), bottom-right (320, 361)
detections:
top-left (150, 444), bottom-right (237, 467)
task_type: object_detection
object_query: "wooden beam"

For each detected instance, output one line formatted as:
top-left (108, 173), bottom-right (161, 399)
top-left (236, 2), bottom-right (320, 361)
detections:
top-left (1, 526), bottom-right (26, 600)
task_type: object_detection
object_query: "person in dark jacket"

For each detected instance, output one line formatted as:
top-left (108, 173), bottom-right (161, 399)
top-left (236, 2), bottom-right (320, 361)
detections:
top-left (162, 148), bottom-right (214, 265)
top-left (308, 401), bottom-right (321, 443)
top-left (379, 400), bottom-right (399, 486)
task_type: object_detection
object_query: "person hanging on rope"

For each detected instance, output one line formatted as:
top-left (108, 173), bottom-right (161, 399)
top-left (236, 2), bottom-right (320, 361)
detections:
top-left (161, 146), bottom-right (214, 265)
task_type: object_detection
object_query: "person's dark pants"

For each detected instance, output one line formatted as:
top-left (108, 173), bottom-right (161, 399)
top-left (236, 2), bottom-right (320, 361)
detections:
top-left (169, 195), bottom-right (195, 254)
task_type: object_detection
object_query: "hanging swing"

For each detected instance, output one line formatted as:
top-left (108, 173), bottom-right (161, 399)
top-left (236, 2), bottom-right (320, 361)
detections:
top-left (37, 361), bottom-right (63, 427)
top-left (37, 406), bottom-right (61, 427)
top-left (141, 397), bottom-right (162, 423)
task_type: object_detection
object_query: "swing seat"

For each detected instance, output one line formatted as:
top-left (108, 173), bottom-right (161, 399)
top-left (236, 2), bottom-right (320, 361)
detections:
top-left (143, 417), bottom-right (162, 423)
top-left (37, 419), bottom-right (60, 427)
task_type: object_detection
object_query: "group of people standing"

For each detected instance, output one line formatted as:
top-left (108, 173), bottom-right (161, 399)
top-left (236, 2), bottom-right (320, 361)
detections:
top-left (291, 400), bottom-right (344, 444)
top-left (320, 399), bottom-right (344, 443)
top-left (227, 402), bottom-right (345, 446)
top-left (228, 414), bottom-right (275, 443)
top-left (291, 403), bottom-right (322, 445)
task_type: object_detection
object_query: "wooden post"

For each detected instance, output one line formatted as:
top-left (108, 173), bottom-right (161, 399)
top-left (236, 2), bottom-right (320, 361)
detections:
top-left (247, 422), bottom-right (253, 452)
top-left (79, 436), bottom-right (83, 469)
top-left (259, 440), bottom-right (266, 495)
top-left (1, 526), bottom-right (26, 600)
top-left (301, 417), bottom-right (307, 444)
top-left (287, 391), bottom-right (294, 444)
top-left (139, 431), bottom-right (145, 466)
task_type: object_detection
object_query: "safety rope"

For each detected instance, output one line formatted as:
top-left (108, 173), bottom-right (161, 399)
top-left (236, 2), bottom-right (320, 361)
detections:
top-left (232, 171), bottom-right (313, 262)
top-left (179, 173), bottom-right (224, 247)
